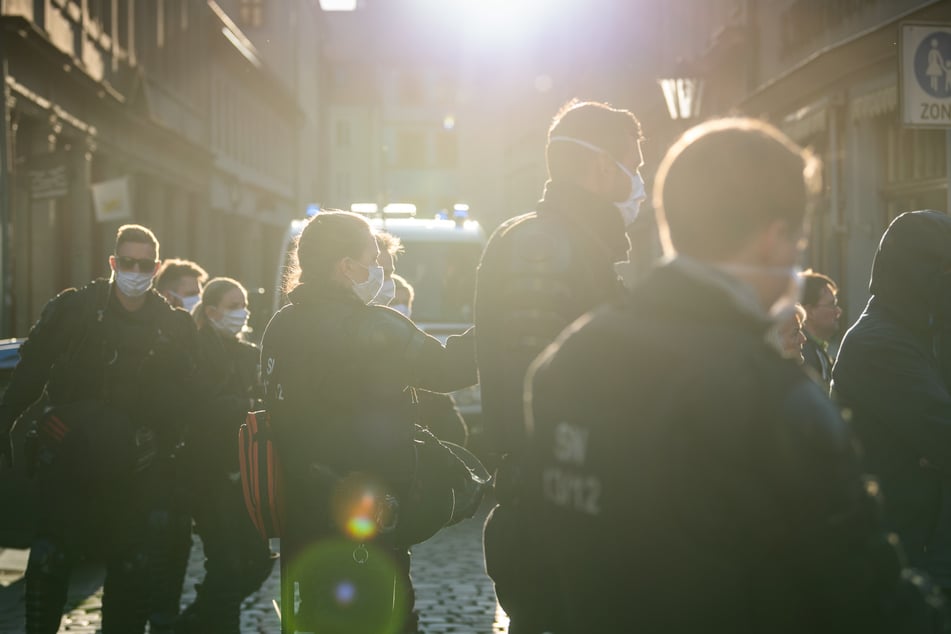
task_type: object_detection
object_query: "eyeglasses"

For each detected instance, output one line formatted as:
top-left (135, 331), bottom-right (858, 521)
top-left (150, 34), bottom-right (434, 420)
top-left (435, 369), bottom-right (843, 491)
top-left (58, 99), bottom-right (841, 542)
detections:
top-left (115, 255), bottom-right (157, 272)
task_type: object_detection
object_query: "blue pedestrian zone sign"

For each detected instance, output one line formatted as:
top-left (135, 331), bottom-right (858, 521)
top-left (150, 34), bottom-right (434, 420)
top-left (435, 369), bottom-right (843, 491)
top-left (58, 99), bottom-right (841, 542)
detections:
top-left (902, 23), bottom-right (951, 127)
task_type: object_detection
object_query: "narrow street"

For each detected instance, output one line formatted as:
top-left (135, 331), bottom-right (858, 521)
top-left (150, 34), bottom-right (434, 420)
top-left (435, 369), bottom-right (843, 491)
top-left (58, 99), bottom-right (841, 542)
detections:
top-left (0, 502), bottom-right (508, 633)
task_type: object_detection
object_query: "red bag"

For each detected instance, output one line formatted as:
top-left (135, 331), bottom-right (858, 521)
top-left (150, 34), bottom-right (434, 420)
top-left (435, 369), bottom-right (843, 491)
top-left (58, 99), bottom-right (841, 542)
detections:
top-left (238, 410), bottom-right (286, 541)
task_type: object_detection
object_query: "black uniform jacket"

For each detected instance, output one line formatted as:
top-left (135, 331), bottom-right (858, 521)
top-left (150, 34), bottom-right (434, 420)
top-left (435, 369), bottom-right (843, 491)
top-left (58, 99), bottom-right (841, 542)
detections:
top-left (834, 210), bottom-right (951, 587)
top-left (186, 326), bottom-right (262, 477)
top-left (474, 180), bottom-right (629, 458)
top-left (0, 279), bottom-right (198, 454)
top-left (260, 282), bottom-right (476, 536)
top-left (524, 258), bottom-right (947, 633)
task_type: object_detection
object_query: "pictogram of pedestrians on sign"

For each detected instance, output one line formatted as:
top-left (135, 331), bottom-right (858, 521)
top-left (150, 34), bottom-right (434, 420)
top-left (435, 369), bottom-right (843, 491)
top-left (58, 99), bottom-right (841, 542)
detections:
top-left (901, 23), bottom-right (951, 127)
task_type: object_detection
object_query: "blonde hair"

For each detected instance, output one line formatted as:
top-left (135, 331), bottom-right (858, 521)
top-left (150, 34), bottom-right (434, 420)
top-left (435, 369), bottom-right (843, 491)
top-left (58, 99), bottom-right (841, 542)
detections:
top-left (192, 277), bottom-right (247, 330)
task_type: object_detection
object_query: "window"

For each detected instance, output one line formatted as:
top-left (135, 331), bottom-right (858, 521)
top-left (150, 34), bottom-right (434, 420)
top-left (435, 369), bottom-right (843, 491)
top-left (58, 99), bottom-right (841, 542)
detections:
top-left (336, 120), bottom-right (351, 147)
top-left (239, 0), bottom-right (264, 28)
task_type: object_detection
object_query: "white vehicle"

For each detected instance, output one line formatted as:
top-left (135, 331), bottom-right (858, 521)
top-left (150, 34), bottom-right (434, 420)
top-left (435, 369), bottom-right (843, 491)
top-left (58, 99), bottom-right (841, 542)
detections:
top-left (273, 204), bottom-right (486, 419)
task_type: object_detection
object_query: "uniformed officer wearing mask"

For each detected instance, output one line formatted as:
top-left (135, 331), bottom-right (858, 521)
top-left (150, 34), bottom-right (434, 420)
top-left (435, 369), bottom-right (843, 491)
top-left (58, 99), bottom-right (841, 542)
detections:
top-left (154, 258), bottom-right (209, 313)
top-left (474, 99), bottom-right (645, 633)
top-left (0, 224), bottom-right (200, 634)
top-left (174, 277), bottom-right (274, 634)
top-left (261, 210), bottom-right (478, 634)
top-left (524, 119), bottom-right (949, 632)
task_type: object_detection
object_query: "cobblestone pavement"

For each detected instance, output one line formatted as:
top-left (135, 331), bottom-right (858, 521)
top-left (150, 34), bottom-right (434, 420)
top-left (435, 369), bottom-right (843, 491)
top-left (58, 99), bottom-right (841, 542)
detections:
top-left (0, 502), bottom-right (509, 633)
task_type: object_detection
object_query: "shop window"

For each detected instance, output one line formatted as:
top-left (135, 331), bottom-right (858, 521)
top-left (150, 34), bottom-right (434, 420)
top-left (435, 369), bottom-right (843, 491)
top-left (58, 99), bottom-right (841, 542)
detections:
top-left (886, 122), bottom-right (946, 185)
top-left (395, 131), bottom-right (426, 168)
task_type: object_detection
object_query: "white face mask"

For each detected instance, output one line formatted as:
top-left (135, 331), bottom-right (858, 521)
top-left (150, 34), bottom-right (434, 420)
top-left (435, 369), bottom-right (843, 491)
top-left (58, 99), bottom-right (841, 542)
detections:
top-left (211, 308), bottom-right (249, 336)
top-left (549, 135), bottom-right (647, 227)
top-left (614, 165), bottom-right (646, 227)
top-left (348, 261), bottom-right (385, 304)
top-left (114, 270), bottom-right (154, 298)
top-left (170, 292), bottom-right (201, 313)
top-left (374, 278), bottom-right (397, 306)
top-left (719, 264), bottom-right (804, 316)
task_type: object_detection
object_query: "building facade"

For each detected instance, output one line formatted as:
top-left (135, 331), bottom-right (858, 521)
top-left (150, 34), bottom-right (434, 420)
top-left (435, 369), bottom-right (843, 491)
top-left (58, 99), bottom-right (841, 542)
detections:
top-left (0, 0), bottom-right (320, 337)
top-left (653, 0), bottom-right (951, 324)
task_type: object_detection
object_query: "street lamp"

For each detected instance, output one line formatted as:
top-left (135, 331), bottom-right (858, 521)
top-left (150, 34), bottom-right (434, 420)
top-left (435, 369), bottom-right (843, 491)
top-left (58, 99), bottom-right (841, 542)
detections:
top-left (658, 78), bottom-right (704, 120)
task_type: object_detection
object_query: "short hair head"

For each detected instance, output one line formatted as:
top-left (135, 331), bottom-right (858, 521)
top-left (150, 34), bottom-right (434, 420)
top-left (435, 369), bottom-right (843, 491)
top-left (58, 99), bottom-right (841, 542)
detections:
top-left (115, 224), bottom-right (159, 258)
top-left (154, 259), bottom-right (209, 293)
top-left (285, 211), bottom-right (373, 293)
top-left (653, 117), bottom-right (821, 260)
top-left (547, 100), bottom-right (642, 183)
top-left (800, 270), bottom-right (837, 307)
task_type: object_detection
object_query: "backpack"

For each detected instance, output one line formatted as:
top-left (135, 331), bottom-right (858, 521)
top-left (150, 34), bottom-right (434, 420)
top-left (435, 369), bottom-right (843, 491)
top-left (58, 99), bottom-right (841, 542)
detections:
top-left (238, 410), bottom-right (286, 541)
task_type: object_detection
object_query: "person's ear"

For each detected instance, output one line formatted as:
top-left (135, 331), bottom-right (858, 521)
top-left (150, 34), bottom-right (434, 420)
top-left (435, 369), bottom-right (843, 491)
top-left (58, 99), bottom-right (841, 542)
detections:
top-left (108, 255), bottom-right (117, 272)
top-left (335, 257), bottom-right (353, 282)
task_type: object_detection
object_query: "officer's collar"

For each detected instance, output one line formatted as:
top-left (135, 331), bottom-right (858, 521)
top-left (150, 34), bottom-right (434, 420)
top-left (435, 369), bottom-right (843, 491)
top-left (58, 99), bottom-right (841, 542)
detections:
top-left (288, 281), bottom-right (362, 307)
top-left (667, 255), bottom-right (771, 325)
top-left (537, 180), bottom-right (630, 262)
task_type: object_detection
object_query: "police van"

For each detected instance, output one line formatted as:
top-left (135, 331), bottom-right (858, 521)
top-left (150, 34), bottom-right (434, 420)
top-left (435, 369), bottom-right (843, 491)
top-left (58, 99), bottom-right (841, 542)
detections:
top-left (272, 203), bottom-right (486, 423)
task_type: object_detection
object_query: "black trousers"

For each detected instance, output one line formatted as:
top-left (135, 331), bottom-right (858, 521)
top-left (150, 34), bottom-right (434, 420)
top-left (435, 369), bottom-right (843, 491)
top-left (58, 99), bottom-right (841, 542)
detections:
top-left (175, 475), bottom-right (275, 634)
top-left (26, 454), bottom-right (177, 634)
top-left (483, 501), bottom-right (560, 634)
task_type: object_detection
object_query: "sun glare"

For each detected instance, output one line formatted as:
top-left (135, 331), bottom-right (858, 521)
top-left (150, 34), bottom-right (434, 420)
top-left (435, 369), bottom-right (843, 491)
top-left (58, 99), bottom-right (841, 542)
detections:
top-left (320, 0), bottom-right (358, 11)
top-left (413, 0), bottom-right (568, 49)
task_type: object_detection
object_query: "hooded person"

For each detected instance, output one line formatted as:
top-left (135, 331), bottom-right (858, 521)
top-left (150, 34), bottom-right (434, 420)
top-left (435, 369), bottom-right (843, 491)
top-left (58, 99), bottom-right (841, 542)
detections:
top-left (833, 210), bottom-right (951, 594)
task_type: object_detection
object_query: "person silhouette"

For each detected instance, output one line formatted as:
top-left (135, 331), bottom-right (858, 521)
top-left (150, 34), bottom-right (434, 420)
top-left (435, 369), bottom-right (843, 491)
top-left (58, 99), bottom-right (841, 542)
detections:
top-left (927, 39), bottom-right (945, 93)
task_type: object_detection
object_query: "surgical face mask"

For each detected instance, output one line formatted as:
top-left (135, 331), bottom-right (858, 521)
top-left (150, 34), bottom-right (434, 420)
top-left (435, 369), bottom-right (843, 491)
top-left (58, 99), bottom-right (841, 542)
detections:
top-left (391, 303), bottom-right (411, 318)
top-left (211, 308), bottom-right (249, 337)
top-left (348, 260), bottom-right (385, 304)
top-left (615, 165), bottom-right (646, 227)
top-left (374, 278), bottom-right (397, 306)
top-left (718, 264), bottom-right (804, 316)
top-left (114, 270), bottom-right (154, 298)
top-left (170, 291), bottom-right (201, 313)
top-left (549, 135), bottom-right (647, 227)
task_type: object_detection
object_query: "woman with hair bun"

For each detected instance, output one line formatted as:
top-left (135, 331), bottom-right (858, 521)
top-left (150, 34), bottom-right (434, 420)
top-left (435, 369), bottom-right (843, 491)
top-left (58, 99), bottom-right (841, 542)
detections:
top-left (261, 211), bottom-right (477, 634)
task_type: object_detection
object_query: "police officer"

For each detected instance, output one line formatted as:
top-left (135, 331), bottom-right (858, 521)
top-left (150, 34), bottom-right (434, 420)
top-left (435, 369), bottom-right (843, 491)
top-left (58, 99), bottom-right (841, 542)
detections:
top-left (154, 258), bottom-right (208, 312)
top-left (149, 256), bottom-right (209, 632)
top-left (0, 224), bottom-right (199, 634)
top-left (176, 277), bottom-right (274, 633)
top-left (261, 211), bottom-right (478, 634)
top-left (474, 100), bottom-right (644, 632)
top-left (522, 118), bottom-right (948, 632)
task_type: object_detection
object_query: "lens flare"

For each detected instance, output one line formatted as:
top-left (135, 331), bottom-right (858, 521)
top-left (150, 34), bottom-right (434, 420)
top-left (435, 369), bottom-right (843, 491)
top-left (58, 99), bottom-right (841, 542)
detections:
top-left (335, 580), bottom-right (357, 605)
top-left (287, 539), bottom-right (406, 634)
top-left (332, 473), bottom-right (396, 541)
top-left (346, 515), bottom-right (376, 540)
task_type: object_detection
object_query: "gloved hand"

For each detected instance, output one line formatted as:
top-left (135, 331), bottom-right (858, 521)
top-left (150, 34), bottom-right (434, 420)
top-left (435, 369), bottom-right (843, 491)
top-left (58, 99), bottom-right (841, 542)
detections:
top-left (0, 429), bottom-right (12, 469)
